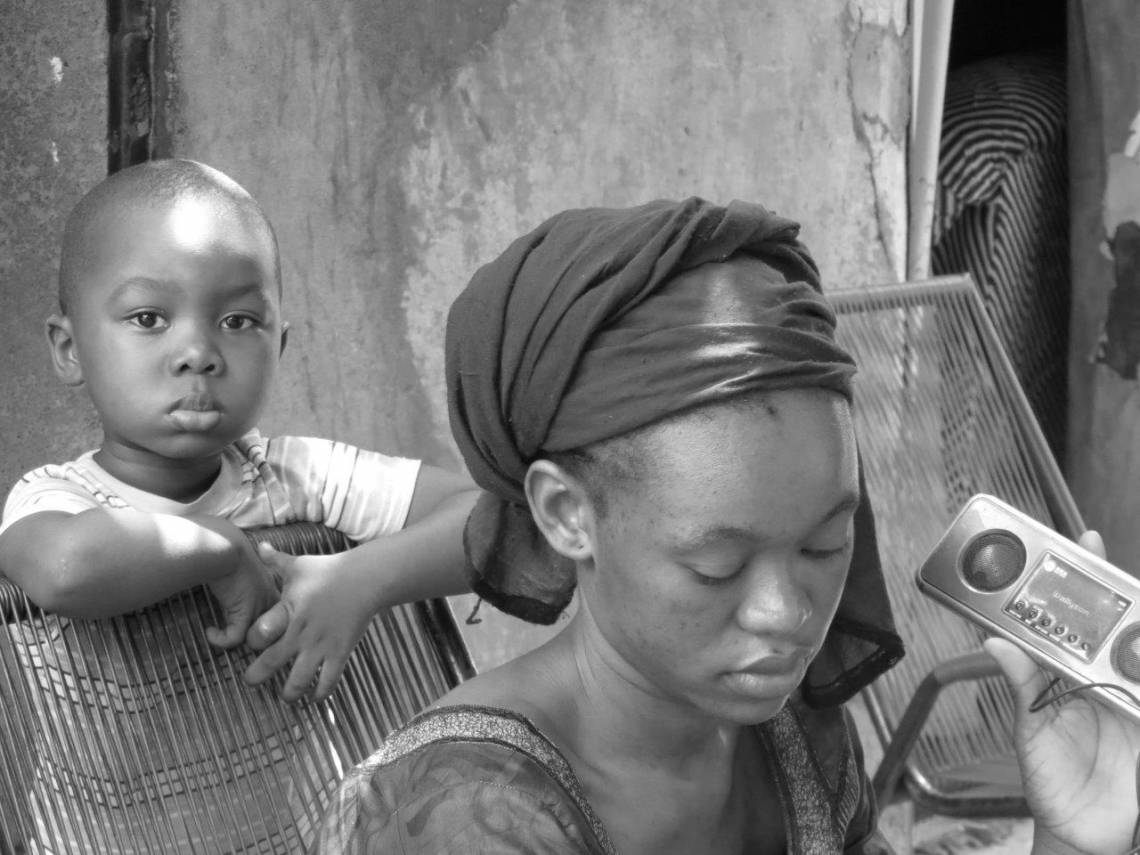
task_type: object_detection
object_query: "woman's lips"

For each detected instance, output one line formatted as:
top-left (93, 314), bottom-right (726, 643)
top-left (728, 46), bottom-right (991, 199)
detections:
top-left (724, 654), bottom-right (810, 697)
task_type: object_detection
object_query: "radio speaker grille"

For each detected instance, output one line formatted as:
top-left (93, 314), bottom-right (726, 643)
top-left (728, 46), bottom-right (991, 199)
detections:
top-left (961, 530), bottom-right (1026, 592)
top-left (1112, 623), bottom-right (1140, 684)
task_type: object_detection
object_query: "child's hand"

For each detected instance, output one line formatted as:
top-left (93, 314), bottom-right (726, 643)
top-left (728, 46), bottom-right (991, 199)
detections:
top-left (242, 543), bottom-right (379, 702)
top-left (204, 537), bottom-right (280, 650)
top-left (246, 596), bottom-right (289, 649)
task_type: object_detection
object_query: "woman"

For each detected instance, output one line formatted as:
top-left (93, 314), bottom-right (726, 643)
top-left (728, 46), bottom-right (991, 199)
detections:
top-left (317, 198), bottom-right (1140, 854)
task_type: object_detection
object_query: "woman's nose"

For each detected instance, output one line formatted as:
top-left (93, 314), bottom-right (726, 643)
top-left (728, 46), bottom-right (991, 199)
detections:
top-left (736, 561), bottom-right (813, 636)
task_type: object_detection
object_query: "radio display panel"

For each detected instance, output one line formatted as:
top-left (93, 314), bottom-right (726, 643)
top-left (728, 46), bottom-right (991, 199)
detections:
top-left (1003, 551), bottom-right (1132, 662)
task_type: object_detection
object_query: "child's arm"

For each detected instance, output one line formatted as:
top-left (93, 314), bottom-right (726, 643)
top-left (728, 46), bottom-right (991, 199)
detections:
top-left (0, 508), bottom-right (279, 647)
top-left (241, 465), bottom-right (479, 701)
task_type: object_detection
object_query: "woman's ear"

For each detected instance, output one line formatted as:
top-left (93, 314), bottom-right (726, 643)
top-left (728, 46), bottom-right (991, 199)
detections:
top-left (46, 314), bottom-right (84, 387)
top-left (524, 459), bottom-right (596, 562)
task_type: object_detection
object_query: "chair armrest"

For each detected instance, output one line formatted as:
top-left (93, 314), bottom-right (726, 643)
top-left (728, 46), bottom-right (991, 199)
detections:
top-left (244, 522), bottom-right (354, 555)
top-left (871, 649), bottom-right (1003, 806)
top-left (0, 576), bottom-right (27, 621)
top-left (0, 522), bottom-right (352, 623)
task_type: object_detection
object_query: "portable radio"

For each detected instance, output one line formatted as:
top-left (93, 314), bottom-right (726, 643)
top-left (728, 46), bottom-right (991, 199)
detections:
top-left (917, 493), bottom-right (1140, 721)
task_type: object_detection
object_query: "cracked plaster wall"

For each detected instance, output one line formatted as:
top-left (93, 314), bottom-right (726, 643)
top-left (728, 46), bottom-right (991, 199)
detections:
top-left (0, 1), bottom-right (105, 499)
top-left (168, 0), bottom-right (908, 475)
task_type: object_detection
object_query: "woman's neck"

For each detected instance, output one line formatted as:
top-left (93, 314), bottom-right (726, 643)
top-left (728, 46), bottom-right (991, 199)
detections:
top-left (535, 613), bottom-right (779, 855)
top-left (554, 609), bottom-right (743, 772)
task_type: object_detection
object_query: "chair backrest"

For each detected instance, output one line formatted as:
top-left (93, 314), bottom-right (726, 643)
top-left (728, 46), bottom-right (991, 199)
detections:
top-left (0, 522), bottom-right (474, 854)
top-left (828, 275), bottom-right (1083, 815)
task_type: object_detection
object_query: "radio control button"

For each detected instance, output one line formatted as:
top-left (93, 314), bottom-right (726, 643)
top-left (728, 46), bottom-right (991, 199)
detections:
top-left (1013, 601), bottom-right (1027, 612)
top-left (1028, 607), bottom-right (1040, 619)
top-left (1039, 616), bottom-right (1052, 627)
top-left (1053, 625), bottom-right (1066, 635)
top-left (1068, 634), bottom-right (1079, 644)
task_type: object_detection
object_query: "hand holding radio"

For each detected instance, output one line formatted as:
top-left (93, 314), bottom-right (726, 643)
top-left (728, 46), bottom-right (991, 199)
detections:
top-left (986, 535), bottom-right (1140, 855)
top-left (919, 496), bottom-right (1140, 854)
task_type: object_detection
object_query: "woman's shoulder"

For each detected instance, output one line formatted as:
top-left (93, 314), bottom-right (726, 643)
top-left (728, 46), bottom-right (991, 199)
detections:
top-left (315, 705), bottom-right (615, 855)
top-left (431, 644), bottom-right (579, 742)
top-left (375, 704), bottom-right (576, 782)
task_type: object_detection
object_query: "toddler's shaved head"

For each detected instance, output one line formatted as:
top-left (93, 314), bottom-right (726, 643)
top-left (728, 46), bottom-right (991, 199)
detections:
top-left (58, 159), bottom-right (279, 314)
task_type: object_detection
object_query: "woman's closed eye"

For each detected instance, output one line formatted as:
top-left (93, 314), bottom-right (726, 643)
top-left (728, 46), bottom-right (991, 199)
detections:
top-left (801, 515), bottom-right (855, 561)
top-left (686, 544), bottom-right (848, 584)
top-left (801, 542), bottom-right (850, 561)
top-left (683, 556), bottom-right (747, 586)
top-left (688, 568), bottom-right (740, 586)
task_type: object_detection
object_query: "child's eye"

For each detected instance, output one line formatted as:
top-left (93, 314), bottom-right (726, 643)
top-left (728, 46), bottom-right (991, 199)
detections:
top-left (220, 314), bottom-right (258, 331)
top-left (127, 311), bottom-right (166, 330)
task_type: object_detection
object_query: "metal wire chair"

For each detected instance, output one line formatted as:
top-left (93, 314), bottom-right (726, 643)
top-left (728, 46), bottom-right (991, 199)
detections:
top-left (828, 275), bottom-right (1083, 817)
top-left (0, 522), bottom-right (474, 854)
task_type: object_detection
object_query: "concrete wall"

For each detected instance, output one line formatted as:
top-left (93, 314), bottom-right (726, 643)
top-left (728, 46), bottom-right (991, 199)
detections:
top-left (0, 0), bottom-right (106, 498)
top-left (165, 0), bottom-right (908, 666)
top-left (167, 0), bottom-right (908, 461)
top-left (1068, 2), bottom-right (1140, 569)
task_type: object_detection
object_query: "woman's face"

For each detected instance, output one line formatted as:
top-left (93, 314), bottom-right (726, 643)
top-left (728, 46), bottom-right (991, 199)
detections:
top-left (577, 388), bottom-right (859, 725)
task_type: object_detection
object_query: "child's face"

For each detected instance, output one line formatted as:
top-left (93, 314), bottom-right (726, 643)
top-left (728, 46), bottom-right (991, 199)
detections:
top-left (53, 195), bottom-right (285, 482)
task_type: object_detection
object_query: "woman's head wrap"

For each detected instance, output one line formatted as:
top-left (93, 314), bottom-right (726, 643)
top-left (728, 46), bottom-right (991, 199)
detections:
top-left (446, 197), bottom-right (903, 707)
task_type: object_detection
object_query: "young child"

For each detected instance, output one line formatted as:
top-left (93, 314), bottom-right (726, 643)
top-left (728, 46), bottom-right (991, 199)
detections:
top-left (0, 159), bottom-right (478, 853)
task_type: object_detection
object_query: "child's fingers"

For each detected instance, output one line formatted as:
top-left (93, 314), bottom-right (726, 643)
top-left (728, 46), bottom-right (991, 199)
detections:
top-left (206, 606), bottom-right (253, 649)
top-left (255, 541), bottom-right (293, 591)
top-left (246, 602), bottom-right (289, 651)
top-left (257, 540), bottom-right (297, 573)
top-left (243, 639), bottom-right (295, 686)
top-left (206, 623), bottom-right (244, 649)
top-left (314, 655), bottom-right (348, 701)
top-left (282, 651), bottom-right (322, 702)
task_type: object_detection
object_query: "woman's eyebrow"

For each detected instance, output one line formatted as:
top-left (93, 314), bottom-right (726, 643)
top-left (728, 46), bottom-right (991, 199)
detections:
top-left (820, 491), bottom-right (862, 524)
top-left (670, 525), bottom-right (756, 553)
top-left (670, 491), bottom-right (862, 553)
